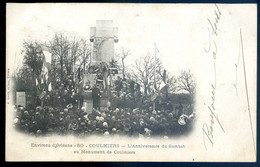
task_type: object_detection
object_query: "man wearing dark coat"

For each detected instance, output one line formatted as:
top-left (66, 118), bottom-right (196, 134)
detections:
top-left (92, 84), bottom-right (101, 110)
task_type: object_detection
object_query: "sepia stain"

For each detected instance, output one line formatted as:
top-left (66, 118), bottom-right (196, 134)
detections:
top-left (151, 5), bottom-right (162, 12)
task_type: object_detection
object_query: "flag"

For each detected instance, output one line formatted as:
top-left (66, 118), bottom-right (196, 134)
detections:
top-left (36, 78), bottom-right (38, 86)
top-left (162, 70), bottom-right (167, 83)
top-left (35, 78), bottom-right (41, 94)
top-left (40, 45), bottom-right (52, 92)
top-left (155, 43), bottom-right (160, 53)
top-left (77, 68), bottom-right (81, 81)
top-left (151, 92), bottom-right (158, 101)
top-left (78, 80), bottom-right (83, 94)
top-left (43, 51), bottom-right (52, 64)
top-left (41, 45), bottom-right (52, 64)
top-left (48, 82), bottom-right (52, 91)
top-left (75, 68), bottom-right (81, 87)
top-left (73, 63), bottom-right (76, 81)
top-left (159, 82), bottom-right (166, 91)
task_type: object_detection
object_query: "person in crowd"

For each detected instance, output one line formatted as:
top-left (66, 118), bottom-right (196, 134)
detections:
top-left (84, 80), bottom-right (91, 91)
top-left (92, 84), bottom-right (101, 110)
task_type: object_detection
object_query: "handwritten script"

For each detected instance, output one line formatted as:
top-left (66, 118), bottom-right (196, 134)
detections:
top-left (202, 4), bottom-right (225, 150)
top-left (234, 29), bottom-right (256, 155)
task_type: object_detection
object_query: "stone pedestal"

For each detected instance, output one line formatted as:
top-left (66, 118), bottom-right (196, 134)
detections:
top-left (83, 90), bottom-right (93, 114)
top-left (100, 94), bottom-right (108, 109)
top-left (83, 99), bottom-right (93, 114)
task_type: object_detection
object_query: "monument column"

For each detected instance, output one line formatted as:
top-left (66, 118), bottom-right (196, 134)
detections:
top-left (90, 20), bottom-right (118, 65)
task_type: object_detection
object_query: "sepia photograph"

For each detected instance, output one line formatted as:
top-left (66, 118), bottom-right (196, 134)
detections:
top-left (11, 19), bottom-right (196, 138)
top-left (6, 3), bottom-right (257, 162)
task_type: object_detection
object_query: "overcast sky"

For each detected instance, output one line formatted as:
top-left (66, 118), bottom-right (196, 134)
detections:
top-left (6, 3), bottom-right (256, 78)
top-left (6, 3), bottom-right (206, 77)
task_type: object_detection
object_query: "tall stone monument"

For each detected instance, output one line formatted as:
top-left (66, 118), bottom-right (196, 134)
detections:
top-left (82, 20), bottom-right (118, 113)
top-left (90, 20), bottom-right (118, 65)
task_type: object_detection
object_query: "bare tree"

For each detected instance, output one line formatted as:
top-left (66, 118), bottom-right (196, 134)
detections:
top-left (165, 73), bottom-right (178, 94)
top-left (131, 53), bottom-right (164, 96)
top-left (177, 70), bottom-right (195, 95)
top-left (66, 37), bottom-right (79, 76)
top-left (22, 41), bottom-right (44, 91)
top-left (49, 33), bottom-right (70, 84)
top-left (15, 64), bottom-right (35, 91)
top-left (76, 39), bottom-right (91, 73)
top-left (118, 47), bottom-right (130, 79)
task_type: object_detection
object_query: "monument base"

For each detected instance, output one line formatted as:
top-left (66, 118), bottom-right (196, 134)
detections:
top-left (83, 99), bottom-right (93, 114)
top-left (100, 96), bottom-right (108, 107)
top-left (83, 90), bottom-right (93, 114)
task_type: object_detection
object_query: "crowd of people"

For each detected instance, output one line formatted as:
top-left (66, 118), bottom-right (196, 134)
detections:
top-left (110, 77), bottom-right (142, 109)
top-left (13, 103), bottom-right (195, 138)
top-left (14, 61), bottom-right (195, 138)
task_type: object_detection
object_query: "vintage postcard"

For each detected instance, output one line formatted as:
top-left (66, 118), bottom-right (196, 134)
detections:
top-left (6, 3), bottom-right (257, 161)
